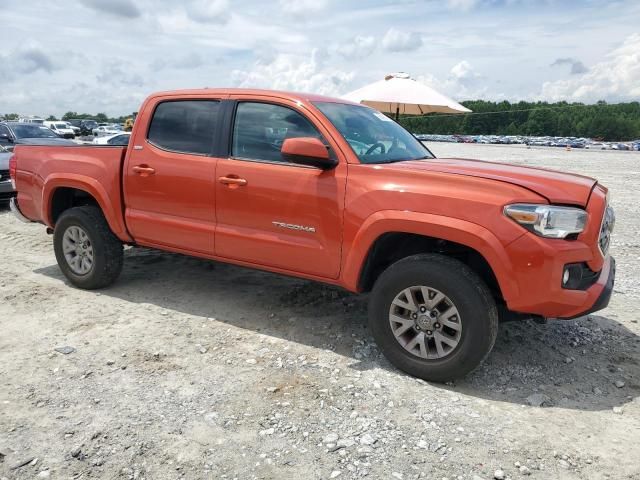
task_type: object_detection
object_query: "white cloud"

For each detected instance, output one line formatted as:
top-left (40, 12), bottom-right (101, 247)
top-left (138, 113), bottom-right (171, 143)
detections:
top-left (541, 33), bottom-right (640, 102)
top-left (381, 28), bottom-right (423, 52)
top-left (185, 0), bottom-right (230, 24)
top-left (446, 0), bottom-right (480, 11)
top-left (278, 0), bottom-right (328, 16)
top-left (231, 49), bottom-right (354, 96)
top-left (335, 35), bottom-right (376, 59)
top-left (450, 60), bottom-right (482, 85)
top-left (416, 61), bottom-right (487, 100)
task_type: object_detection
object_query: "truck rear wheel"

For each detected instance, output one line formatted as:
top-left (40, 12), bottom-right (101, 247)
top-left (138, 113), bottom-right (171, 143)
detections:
top-left (368, 253), bottom-right (498, 382)
top-left (53, 206), bottom-right (123, 289)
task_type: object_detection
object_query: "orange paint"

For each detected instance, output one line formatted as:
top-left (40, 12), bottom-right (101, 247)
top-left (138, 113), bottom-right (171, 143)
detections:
top-left (12, 88), bottom-right (612, 319)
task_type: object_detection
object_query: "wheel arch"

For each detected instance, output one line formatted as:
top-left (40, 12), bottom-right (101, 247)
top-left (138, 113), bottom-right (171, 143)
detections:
top-left (341, 211), bottom-right (519, 303)
top-left (43, 174), bottom-right (132, 242)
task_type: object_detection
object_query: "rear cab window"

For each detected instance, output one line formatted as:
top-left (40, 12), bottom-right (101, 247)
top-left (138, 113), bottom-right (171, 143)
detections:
top-left (147, 100), bottom-right (220, 155)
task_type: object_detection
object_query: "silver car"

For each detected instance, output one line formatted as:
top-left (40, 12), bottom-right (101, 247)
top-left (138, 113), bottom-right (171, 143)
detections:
top-left (0, 145), bottom-right (15, 202)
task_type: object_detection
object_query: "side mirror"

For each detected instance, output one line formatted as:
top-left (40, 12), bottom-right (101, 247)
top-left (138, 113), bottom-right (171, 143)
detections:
top-left (281, 137), bottom-right (337, 170)
top-left (0, 133), bottom-right (12, 142)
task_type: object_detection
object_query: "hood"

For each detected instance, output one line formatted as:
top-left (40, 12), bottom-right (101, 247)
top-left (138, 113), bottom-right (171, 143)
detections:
top-left (393, 157), bottom-right (597, 206)
top-left (16, 138), bottom-right (76, 146)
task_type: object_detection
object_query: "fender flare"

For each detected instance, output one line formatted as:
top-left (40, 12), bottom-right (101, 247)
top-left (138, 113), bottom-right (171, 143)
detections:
top-left (42, 174), bottom-right (132, 242)
top-left (340, 210), bottom-right (519, 301)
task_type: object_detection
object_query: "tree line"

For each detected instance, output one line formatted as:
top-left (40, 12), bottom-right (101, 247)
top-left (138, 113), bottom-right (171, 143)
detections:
top-left (3, 101), bottom-right (639, 141)
top-left (1, 111), bottom-right (135, 123)
top-left (400, 100), bottom-right (640, 141)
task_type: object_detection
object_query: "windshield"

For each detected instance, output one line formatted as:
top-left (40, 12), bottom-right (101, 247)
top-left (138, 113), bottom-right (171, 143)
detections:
top-left (313, 102), bottom-right (433, 164)
top-left (12, 124), bottom-right (58, 139)
top-left (55, 123), bottom-right (67, 129)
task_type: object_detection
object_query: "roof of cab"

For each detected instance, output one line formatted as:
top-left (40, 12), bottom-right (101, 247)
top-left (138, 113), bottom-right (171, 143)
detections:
top-left (146, 88), bottom-right (360, 106)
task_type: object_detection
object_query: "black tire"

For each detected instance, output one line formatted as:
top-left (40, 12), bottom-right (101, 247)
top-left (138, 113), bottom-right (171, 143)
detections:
top-left (53, 206), bottom-right (123, 289)
top-left (368, 253), bottom-right (498, 382)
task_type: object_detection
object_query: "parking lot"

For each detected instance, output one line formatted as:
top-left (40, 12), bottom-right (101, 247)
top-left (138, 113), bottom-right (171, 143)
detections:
top-left (0, 143), bottom-right (638, 480)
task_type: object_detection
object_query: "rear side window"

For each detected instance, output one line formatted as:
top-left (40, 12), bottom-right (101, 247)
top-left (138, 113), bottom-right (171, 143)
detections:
top-left (148, 100), bottom-right (219, 155)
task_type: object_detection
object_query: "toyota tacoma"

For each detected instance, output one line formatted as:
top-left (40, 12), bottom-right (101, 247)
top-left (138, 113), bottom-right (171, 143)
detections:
top-left (9, 88), bottom-right (616, 381)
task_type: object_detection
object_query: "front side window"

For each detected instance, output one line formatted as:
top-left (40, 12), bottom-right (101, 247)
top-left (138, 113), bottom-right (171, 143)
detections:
top-left (232, 102), bottom-right (322, 163)
top-left (314, 102), bottom-right (433, 164)
top-left (148, 100), bottom-right (220, 155)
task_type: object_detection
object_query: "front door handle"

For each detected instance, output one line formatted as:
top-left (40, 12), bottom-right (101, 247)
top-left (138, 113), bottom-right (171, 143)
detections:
top-left (132, 165), bottom-right (156, 176)
top-left (219, 176), bottom-right (247, 186)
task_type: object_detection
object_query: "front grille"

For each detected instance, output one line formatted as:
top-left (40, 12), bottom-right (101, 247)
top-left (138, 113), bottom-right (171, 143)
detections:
top-left (0, 170), bottom-right (9, 182)
top-left (599, 205), bottom-right (615, 256)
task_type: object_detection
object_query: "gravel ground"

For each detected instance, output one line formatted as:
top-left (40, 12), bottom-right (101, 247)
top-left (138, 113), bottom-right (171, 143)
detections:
top-left (1, 144), bottom-right (638, 480)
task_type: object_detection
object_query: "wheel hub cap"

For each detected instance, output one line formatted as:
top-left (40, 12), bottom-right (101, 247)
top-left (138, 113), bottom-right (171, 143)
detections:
top-left (388, 285), bottom-right (462, 360)
top-left (62, 225), bottom-right (94, 275)
top-left (416, 314), bottom-right (434, 330)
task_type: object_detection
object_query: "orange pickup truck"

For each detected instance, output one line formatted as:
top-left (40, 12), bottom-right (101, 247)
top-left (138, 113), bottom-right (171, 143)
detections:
top-left (9, 88), bottom-right (615, 381)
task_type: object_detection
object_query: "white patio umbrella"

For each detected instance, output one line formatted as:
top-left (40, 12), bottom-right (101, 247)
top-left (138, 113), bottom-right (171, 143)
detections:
top-left (342, 72), bottom-right (471, 120)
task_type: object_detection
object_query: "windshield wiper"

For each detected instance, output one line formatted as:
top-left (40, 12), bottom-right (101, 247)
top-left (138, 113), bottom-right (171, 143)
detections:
top-left (370, 156), bottom-right (432, 164)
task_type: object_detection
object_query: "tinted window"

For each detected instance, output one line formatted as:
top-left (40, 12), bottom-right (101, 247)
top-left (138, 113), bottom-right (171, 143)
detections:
top-left (108, 134), bottom-right (130, 146)
top-left (148, 100), bottom-right (219, 155)
top-left (232, 102), bottom-right (322, 162)
top-left (11, 124), bottom-right (58, 139)
top-left (0, 125), bottom-right (12, 137)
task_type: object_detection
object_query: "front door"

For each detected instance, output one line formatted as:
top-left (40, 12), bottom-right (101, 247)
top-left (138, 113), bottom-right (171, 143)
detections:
top-left (215, 100), bottom-right (346, 279)
top-left (124, 98), bottom-right (222, 254)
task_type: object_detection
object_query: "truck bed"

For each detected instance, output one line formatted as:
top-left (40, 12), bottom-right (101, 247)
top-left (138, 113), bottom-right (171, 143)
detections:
top-left (13, 144), bottom-right (131, 240)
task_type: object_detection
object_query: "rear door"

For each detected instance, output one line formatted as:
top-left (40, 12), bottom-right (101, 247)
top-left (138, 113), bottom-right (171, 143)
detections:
top-left (214, 99), bottom-right (347, 278)
top-left (124, 98), bottom-right (222, 254)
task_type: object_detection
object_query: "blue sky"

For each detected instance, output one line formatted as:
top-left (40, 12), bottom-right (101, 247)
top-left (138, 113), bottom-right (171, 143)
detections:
top-left (1, 0), bottom-right (639, 116)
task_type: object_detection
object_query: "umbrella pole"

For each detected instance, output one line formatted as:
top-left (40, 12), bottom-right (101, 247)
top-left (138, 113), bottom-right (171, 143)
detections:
top-left (395, 106), bottom-right (400, 122)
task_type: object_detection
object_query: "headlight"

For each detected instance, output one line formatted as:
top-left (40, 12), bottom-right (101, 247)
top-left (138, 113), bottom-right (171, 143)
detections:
top-left (504, 204), bottom-right (588, 238)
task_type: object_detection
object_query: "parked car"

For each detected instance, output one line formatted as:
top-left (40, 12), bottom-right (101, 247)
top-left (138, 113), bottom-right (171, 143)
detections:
top-left (0, 122), bottom-right (75, 151)
top-left (44, 121), bottom-right (76, 139)
top-left (9, 88), bottom-right (616, 382)
top-left (0, 145), bottom-right (15, 202)
top-left (64, 122), bottom-right (81, 136)
top-left (92, 132), bottom-right (131, 146)
top-left (68, 119), bottom-right (99, 136)
top-left (92, 125), bottom-right (121, 137)
top-left (18, 117), bottom-right (45, 124)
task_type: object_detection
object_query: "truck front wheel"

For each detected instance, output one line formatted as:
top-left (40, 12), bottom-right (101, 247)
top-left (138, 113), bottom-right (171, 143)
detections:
top-left (368, 254), bottom-right (498, 382)
top-left (53, 206), bottom-right (123, 289)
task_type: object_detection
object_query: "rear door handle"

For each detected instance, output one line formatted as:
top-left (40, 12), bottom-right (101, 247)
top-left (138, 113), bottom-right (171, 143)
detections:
top-left (219, 176), bottom-right (247, 186)
top-left (132, 165), bottom-right (156, 176)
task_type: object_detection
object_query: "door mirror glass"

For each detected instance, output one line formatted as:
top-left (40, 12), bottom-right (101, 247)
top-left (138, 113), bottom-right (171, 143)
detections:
top-left (281, 137), bottom-right (336, 169)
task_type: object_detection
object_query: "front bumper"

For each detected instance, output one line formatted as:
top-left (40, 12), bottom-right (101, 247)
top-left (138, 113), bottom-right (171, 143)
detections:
top-left (503, 227), bottom-right (616, 318)
top-left (564, 256), bottom-right (615, 319)
top-left (10, 197), bottom-right (32, 223)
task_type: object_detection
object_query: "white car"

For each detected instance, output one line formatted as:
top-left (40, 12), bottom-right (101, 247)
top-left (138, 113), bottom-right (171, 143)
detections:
top-left (92, 125), bottom-right (122, 137)
top-left (43, 121), bottom-right (76, 139)
top-left (64, 122), bottom-right (81, 136)
top-left (92, 132), bottom-right (131, 146)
